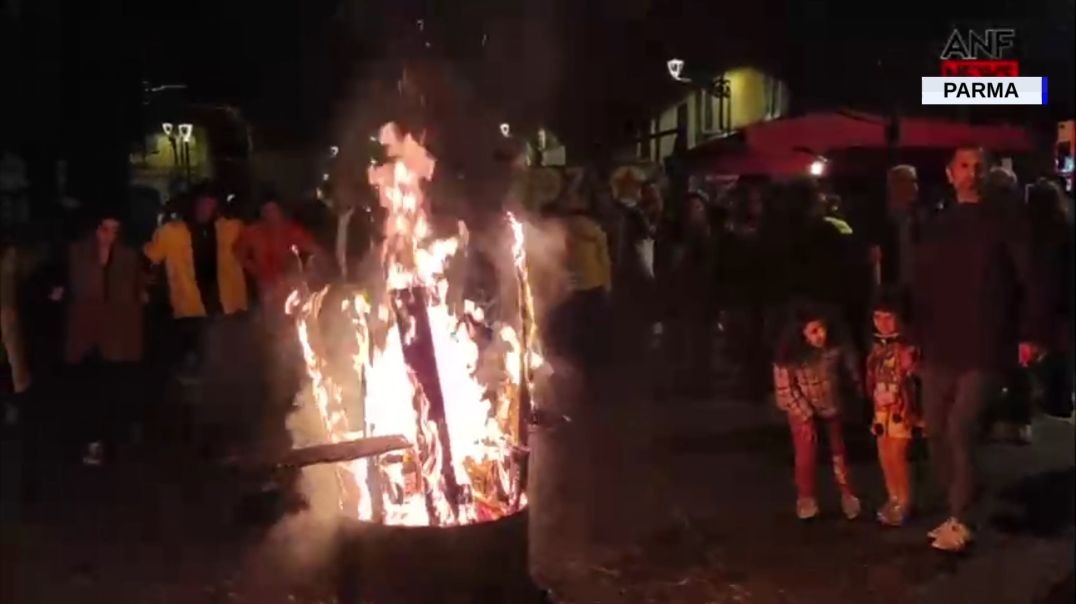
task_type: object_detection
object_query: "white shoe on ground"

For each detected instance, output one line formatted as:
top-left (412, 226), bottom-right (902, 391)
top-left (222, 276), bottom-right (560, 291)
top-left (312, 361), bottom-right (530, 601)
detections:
top-left (841, 493), bottom-right (862, 520)
top-left (931, 517), bottom-right (973, 552)
top-left (796, 497), bottom-right (819, 520)
top-left (927, 517), bottom-right (954, 540)
top-left (82, 441), bottom-right (104, 466)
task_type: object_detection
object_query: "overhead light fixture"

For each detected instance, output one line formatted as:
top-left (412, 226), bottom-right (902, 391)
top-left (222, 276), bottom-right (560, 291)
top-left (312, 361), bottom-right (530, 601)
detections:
top-left (499, 123), bottom-right (511, 137)
top-left (667, 58), bottom-right (686, 82)
top-left (809, 158), bottom-right (827, 177)
top-left (177, 123), bottom-right (193, 143)
top-left (161, 122), bottom-right (174, 137)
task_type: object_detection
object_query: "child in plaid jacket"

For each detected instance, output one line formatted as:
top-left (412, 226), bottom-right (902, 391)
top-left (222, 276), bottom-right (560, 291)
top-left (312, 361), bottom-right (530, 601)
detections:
top-left (773, 302), bottom-right (863, 521)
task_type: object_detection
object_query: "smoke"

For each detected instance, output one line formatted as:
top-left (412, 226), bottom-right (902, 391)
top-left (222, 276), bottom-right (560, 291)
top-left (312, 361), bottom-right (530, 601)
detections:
top-left (232, 387), bottom-right (347, 602)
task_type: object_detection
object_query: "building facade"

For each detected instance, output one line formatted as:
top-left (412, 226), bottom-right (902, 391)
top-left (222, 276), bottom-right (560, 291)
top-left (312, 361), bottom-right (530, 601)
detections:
top-left (632, 67), bottom-right (791, 164)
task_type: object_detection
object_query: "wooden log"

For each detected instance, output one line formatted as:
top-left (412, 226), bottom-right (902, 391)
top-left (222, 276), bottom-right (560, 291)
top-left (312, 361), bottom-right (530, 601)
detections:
top-left (513, 264), bottom-right (534, 511)
top-left (392, 287), bottom-right (463, 524)
top-left (275, 435), bottom-right (411, 469)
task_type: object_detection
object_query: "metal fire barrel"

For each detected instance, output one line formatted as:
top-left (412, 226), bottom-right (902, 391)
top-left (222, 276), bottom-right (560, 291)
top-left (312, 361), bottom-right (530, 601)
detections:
top-left (335, 510), bottom-right (545, 604)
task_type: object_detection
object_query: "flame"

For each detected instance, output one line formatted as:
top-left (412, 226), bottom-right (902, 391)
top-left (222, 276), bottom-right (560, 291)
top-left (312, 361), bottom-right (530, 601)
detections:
top-left (288, 125), bottom-right (543, 526)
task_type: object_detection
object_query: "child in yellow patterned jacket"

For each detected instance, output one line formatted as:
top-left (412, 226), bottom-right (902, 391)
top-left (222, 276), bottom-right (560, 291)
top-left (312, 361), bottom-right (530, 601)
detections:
top-left (866, 292), bottom-right (922, 526)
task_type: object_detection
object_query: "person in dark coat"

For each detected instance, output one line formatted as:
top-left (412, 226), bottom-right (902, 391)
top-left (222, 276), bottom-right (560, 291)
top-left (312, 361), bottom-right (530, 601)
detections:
top-left (869, 165), bottom-right (930, 291)
top-left (911, 146), bottom-right (1050, 552)
top-left (1025, 178), bottom-right (1074, 419)
top-left (722, 182), bottom-right (768, 401)
top-left (660, 191), bottom-right (716, 399)
top-left (53, 211), bottom-right (146, 465)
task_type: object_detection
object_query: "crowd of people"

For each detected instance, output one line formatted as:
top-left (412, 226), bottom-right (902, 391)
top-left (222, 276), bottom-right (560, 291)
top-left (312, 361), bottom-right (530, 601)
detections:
top-left (1, 182), bottom-right (380, 468)
top-left (1, 144), bottom-right (1073, 556)
top-left (536, 145), bottom-right (1073, 553)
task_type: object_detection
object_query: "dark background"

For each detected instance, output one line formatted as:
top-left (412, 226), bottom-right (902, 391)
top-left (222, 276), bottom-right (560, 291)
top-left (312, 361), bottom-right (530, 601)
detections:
top-left (3, 0), bottom-right (1073, 214)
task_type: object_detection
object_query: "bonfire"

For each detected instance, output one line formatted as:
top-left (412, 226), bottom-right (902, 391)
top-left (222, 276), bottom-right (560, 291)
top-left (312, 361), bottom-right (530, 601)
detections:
top-left (285, 122), bottom-right (544, 527)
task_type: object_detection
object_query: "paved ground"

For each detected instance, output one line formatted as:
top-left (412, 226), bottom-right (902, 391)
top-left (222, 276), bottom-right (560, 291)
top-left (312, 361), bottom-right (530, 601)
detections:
top-left (2, 320), bottom-right (1073, 603)
top-left (530, 334), bottom-right (1076, 604)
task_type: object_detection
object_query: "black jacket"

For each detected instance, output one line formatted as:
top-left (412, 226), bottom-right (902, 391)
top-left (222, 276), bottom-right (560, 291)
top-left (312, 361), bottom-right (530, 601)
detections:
top-left (911, 201), bottom-right (1049, 371)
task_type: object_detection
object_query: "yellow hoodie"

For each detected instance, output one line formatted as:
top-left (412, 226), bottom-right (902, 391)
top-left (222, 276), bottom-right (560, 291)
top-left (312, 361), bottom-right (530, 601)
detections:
top-left (144, 218), bottom-right (248, 318)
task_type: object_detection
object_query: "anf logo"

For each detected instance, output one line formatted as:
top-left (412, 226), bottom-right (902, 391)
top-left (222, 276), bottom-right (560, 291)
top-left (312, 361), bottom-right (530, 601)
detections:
top-left (940, 28), bottom-right (1020, 76)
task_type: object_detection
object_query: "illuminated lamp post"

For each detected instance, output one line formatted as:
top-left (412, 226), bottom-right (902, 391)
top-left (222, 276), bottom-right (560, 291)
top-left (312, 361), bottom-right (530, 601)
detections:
top-left (177, 123), bottom-right (194, 184)
top-left (161, 122), bottom-right (178, 173)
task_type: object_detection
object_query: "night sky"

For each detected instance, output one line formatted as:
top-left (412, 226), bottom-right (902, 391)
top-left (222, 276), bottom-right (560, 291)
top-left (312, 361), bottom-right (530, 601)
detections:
top-left (130, 0), bottom-right (1076, 146)
top-left (4, 0), bottom-right (1073, 205)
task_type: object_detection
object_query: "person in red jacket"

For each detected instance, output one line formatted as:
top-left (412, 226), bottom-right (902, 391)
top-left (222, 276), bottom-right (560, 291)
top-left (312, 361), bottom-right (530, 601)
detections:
top-left (235, 196), bottom-right (323, 308)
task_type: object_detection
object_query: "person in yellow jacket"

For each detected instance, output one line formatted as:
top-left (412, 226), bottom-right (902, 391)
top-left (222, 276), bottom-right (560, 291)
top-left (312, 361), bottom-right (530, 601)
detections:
top-left (144, 189), bottom-right (248, 374)
top-left (545, 189), bottom-right (612, 371)
top-left (563, 207), bottom-right (612, 295)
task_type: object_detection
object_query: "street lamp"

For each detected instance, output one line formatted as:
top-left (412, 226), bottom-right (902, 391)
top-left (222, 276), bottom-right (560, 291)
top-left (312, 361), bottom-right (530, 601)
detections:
top-left (667, 58), bottom-right (687, 82)
top-left (161, 122), bottom-right (179, 175)
top-left (178, 123), bottom-right (194, 184)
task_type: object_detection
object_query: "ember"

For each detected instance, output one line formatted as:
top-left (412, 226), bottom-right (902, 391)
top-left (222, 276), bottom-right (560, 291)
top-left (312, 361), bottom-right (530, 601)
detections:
top-left (287, 122), bottom-right (544, 527)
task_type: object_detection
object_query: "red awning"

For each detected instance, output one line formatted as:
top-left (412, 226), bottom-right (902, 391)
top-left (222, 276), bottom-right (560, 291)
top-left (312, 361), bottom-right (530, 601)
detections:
top-left (744, 112), bottom-right (885, 152)
top-left (898, 117), bottom-right (1033, 152)
top-left (702, 148), bottom-right (819, 177)
top-left (742, 111), bottom-right (1034, 154)
top-left (693, 112), bottom-right (1036, 177)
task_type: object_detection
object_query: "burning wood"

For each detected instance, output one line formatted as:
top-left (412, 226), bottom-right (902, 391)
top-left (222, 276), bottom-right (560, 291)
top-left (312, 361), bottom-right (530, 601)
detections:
top-left (392, 286), bottom-right (464, 524)
top-left (276, 435), bottom-right (411, 469)
top-left (287, 123), bottom-right (545, 527)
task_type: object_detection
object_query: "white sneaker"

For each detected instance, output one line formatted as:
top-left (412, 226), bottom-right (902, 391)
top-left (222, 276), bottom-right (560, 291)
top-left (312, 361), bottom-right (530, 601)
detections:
top-left (841, 493), bottom-right (862, 520)
top-left (877, 499), bottom-right (910, 526)
top-left (927, 518), bottom-right (954, 540)
top-left (82, 441), bottom-right (104, 466)
top-left (796, 497), bottom-right (819, 520)
top-left (931, 517), bottom-right (973, 552)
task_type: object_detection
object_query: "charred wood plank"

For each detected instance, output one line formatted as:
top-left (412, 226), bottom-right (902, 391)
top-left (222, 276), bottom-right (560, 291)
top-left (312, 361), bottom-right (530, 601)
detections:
top-left (392, 287), bottom-right (463, 523)
top-left (275, 435), bottom-right (411, 469)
